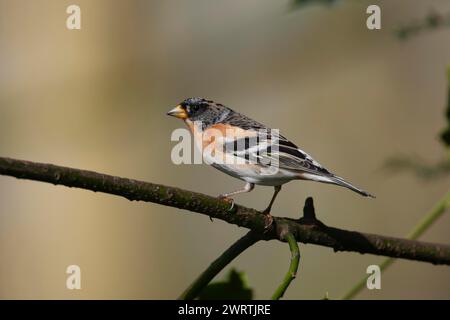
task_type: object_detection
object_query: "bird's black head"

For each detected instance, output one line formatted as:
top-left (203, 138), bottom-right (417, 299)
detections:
top-left (179, 97), bottom-right (210, 118)
top-left (167, 97), bottom-right (229, 125)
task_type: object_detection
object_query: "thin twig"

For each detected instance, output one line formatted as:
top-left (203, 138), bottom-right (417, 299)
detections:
top-left (1, 156), bottom-right (450, 265)
top-left (342, 189), bottom-right (450, 300)
top-left (271, 231), bottom-right (300, 300)
top-left (179, 231), bottom-right (261, 300)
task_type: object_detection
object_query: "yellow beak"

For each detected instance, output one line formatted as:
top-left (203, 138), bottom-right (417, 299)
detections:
top-left (167, 105), bottom-right (188, 119)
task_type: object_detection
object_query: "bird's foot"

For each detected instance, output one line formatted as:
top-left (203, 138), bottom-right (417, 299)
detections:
top-left (217, 195), bottom-right (235, 211)
top-left (261, 209), bottom-right (274, 232)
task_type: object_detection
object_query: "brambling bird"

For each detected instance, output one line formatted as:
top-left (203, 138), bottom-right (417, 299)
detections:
top-left (168, 97), bottom-right (374, 221)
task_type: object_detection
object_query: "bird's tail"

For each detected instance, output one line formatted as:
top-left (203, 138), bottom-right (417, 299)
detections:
top-left (300, 173), bottom-right (375, 198)
top-left (327, 175), bottom-right (375, 198)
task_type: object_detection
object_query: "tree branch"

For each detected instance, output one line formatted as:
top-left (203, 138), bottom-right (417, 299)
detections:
top-left (1, 156), bottom-right (450, 266)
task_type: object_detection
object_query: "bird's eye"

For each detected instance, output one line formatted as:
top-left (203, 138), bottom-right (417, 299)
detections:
top-left (191, 105), bottom-right (200, 112)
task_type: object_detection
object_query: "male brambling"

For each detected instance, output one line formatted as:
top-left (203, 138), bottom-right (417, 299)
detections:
top-left (168, 97), bottom-right (374, 221)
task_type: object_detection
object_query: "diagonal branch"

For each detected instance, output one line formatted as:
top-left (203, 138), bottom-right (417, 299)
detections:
top-left (271, 230), bottom-right (300, 300)
top-left (1, 156), bottom-right (450, 266)
top-left (179, 231), bottom-right (261, 300)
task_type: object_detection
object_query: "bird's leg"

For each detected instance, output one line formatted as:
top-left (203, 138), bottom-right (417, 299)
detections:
top-left (218, 182), bottom-right (255, 198)
top-left (261, 185), bottom-right (282, 229)
top-left (218, 182), bottom-right (255, 211)
top-left (262, 185), bottom-right (282, 215)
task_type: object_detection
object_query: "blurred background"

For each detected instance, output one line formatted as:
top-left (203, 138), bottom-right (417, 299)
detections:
top-left (1, 0), bottom-right (450, 299)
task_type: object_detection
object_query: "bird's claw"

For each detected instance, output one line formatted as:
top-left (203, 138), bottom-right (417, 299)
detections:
top-left (218, 195), bottom-right (235, 211)
top-left (262, 210), bottom-right (274, 232)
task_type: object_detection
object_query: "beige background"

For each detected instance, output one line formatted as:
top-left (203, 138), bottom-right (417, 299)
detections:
top-left (0, 0), bottom-right (449, 299)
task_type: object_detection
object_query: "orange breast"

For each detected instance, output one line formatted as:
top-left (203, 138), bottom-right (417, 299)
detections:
top-left (183, 121), bottom-right (257, 162)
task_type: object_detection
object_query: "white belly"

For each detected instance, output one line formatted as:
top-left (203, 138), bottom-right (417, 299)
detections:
top-left (211, 163), bottom-right (296, 186)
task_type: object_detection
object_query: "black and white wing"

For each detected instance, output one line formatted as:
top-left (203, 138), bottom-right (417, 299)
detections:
top-left (224, 132), bottom-right (373, 197)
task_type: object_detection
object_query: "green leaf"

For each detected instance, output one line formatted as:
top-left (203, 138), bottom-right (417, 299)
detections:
top-left (197, 268), bottom-right (253, 300)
